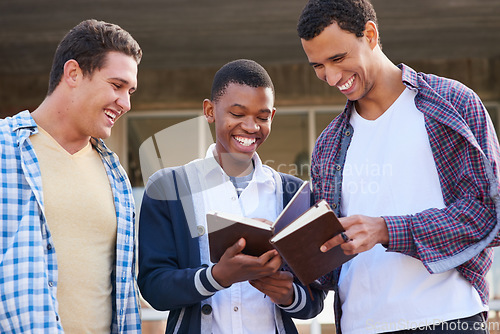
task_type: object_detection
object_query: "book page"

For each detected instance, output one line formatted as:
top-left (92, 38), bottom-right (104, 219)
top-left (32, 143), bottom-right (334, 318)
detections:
top-left (273, 181), bottom-right (311, 233)
top-left (206, 211), bottom-right (272, 233)
top-left (270, 200), bottom-right (333, 242)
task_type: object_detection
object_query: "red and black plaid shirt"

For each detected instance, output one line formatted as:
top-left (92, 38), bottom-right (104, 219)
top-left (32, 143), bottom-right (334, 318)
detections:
top-left (312, 64), bottom-right (500, 332)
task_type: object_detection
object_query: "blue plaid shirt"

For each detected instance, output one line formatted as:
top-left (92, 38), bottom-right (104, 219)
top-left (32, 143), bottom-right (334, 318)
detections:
top-left (312, 64), bottom-right (500, 333)
top-left (0, 110), bottom-right (141, 333)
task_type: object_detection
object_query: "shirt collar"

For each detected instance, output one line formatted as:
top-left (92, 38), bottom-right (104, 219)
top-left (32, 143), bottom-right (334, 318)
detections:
top-left (13, 110), bottom-right (111, 154)
top-left (90, 137), bottom-right (112, 155)
top-left (201, 143), bottom-right (273, 184)
top-left (12, 110), bottom-right (37, 132)
top-left (398, 63), bottom-right (420, 91)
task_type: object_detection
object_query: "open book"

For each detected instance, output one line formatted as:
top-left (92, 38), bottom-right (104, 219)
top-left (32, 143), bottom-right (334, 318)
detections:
top-left (206, 181), bottom-right (356, 285)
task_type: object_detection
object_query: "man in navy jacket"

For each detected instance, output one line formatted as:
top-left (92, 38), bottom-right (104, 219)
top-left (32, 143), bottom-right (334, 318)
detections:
top-left (138, 59), bottom-right (324, 333)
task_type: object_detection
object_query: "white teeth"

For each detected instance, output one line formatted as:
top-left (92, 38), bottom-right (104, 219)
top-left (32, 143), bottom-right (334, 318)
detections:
top-left (234, 136), bottom-right (256, 146)
top-left (104, 110), bottom-right (117, 120)
top-left (338, 76), bottom-right (355, 91)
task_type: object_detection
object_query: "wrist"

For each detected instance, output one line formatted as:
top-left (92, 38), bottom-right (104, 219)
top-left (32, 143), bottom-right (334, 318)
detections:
top-left (278, 284), bottom-right (300, 311)
top-left (279, 294), bottom-right (294, 307)
top-left (211, 264), bottom-right (231, 288)
top-left (377, 217), bottom-right (389, 245)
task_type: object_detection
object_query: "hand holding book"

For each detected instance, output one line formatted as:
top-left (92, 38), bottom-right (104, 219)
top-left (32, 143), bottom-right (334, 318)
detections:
top-left (249, 270), bottom-right (295, 306)
top-left (319, 215), bottom-right (389, 255)
top-left (206, 181), bottom-right (356, 286)
top-left (211, 237), bottom-right (282, 288)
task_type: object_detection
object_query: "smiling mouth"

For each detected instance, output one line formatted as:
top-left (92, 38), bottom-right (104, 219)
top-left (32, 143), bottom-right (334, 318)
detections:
top-left (234, 136), bottom-right (257, 147)
top-left (337, 75), bottom-right (355, 91)
top-left (104, 109), bottom-right (119, 122)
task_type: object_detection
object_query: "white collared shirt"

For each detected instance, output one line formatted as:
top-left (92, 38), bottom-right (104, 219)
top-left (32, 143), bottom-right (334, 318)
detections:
top-left (194, 144), bottom-right (280, 334)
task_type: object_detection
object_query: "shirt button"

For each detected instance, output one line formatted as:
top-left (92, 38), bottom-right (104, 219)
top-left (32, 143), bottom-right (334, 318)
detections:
top-left (231, 196), bottom-right (236, 201)
top-left (335, 165), bottom-right (341, 171)
top-left (48, 281), bottom-right (54, 287)
top-left (345, 130), bottom-right (351, 136)
top-left (201, 304), bottom-right (212, 315)
top-left (332, 203), bottom-right (337, 209)
top-left (233, 306), bottom-right (239, 312)
top-left (47, 244), bottom-right (52, 250)
top-left (197, 225), bottom-right (205, 236)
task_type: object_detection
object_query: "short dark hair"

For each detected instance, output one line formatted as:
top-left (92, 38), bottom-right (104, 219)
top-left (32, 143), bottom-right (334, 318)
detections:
top-left (297, 0), bottom-right (379, 42)
top-left (47, 19), bottom-right (142, 95)
top-left (211, 59), bottom-right (274, 102)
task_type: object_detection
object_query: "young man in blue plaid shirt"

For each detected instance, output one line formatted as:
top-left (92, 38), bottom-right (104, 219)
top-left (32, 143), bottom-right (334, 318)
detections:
top-left (0, 20), bottom-right (142, 333)
top-left (297, 0), bottom-right (500, 333)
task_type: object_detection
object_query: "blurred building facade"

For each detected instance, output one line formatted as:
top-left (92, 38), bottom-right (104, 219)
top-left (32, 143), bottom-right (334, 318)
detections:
top-left (1, 0), bottom-right (500, 332)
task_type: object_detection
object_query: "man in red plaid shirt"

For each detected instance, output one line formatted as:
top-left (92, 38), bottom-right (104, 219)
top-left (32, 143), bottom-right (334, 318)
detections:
top-left (297, 0), bottom-right (500, 333)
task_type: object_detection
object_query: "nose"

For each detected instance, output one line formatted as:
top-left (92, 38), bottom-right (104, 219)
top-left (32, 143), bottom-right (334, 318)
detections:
top-left (325, 66), bottom-right (342, 87)
top-left (241, 117), bottom-right (259, 133)
top-left (117, 91), bottom-right (132, 113)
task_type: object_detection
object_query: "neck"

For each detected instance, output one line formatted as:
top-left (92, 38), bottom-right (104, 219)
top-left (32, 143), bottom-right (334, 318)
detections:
top-left (215, 149), bottom-right (254, 177)
top-left (355, 58), bottom-right (406, 120)
top-left (31, 98), bottom-right (91, 154)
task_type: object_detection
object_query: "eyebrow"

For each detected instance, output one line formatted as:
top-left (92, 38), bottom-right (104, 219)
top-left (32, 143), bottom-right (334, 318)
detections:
top-left (232, 103), bottom-right (272, 114)
top-left (309, 52), bottom-right (348, 66)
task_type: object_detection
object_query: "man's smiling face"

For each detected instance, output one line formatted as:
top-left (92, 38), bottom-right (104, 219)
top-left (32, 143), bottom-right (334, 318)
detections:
top-left (205, 82), bottom-right (276, 166)
top-left (301, 22), bottom-right (377, 102)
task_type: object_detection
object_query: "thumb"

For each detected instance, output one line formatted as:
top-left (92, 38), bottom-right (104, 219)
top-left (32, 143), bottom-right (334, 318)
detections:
top-left (225, 238), bottom-right (246, 257)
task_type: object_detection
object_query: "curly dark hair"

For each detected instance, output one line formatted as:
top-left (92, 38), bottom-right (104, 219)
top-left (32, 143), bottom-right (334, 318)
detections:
top-left (211, 59), bottom-right (274, 102)
top-left (297, 0), bottom-right (379, 42)
top-left (48, 19), bottom-right (142, 95)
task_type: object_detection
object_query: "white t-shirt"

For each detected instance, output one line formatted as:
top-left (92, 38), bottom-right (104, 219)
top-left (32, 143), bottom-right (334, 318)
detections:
top-left (339, 88), bottom-right (486, 334)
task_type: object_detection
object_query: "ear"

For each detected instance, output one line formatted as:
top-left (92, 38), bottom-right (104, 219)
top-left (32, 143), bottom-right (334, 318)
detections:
top-left (203, 99), bottom-right (215, 123)
top-left (62, 59), bottom-right (81, 88)
top-left (363, 21), bottom-right (379, 50)
top-left (270, 108), bottom-right (277, 122)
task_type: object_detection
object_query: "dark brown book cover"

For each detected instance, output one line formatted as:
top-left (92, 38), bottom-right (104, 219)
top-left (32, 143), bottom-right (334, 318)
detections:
top-left (207, 214), bottom-right (274, 262)
top-left (270, 201), bottom-right (356, 285)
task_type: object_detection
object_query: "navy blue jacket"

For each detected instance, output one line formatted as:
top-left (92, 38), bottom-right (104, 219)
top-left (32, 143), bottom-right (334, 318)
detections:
top-left (138, 167), bottom-right (324, 334)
